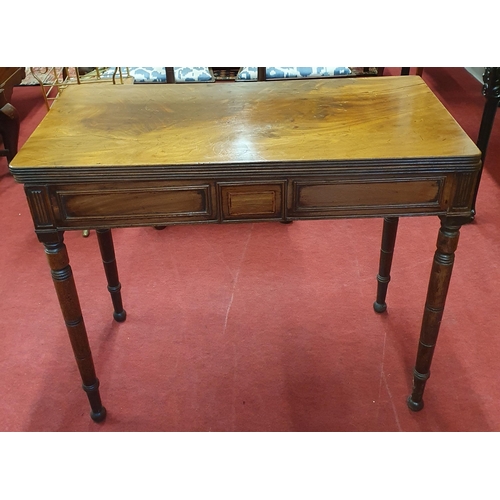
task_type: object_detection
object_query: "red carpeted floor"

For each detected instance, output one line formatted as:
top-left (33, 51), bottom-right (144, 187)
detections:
top-left (1, 67), bottom-right (499, 432)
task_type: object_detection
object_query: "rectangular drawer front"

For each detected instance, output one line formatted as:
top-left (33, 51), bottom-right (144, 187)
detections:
top-left (55, 183), bottom-right (216, 225)
top-left (290, 177), bottom-right (445, 216)
top-left (219, 182), bottom-right (284, 221)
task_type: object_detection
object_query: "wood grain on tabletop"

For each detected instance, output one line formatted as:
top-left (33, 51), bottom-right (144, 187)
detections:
top-left (10, 76), bottom-right (481, 170)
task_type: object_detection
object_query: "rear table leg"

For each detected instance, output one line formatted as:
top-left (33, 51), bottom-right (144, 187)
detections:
top-left (374, 216), bottom-right (399, 313)
top-left (96, 229), bottom-right (127, 322)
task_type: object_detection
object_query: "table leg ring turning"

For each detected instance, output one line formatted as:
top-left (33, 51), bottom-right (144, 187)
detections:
top-left (406, 216), bottom-right (463, 413)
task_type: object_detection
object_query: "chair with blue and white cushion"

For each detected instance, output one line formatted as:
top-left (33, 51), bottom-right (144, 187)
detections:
top-left (236, 66), bottom-right (354, 81)
top-left (100, 67), bottom-right (215, 83)
top-left (165, 67), bottom-right (215, 83)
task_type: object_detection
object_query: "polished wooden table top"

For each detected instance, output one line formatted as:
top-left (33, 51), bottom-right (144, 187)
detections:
top-left (10, 76), bottom-right (480, 174)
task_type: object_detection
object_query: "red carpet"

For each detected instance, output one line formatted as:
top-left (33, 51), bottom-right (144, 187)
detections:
top-left (1, 68), bottom-right (500, 432)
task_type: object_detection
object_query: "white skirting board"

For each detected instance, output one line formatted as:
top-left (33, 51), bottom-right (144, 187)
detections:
top-left (465, 67), bottom-right (485, 83)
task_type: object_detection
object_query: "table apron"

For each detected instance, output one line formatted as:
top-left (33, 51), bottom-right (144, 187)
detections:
top-left (24, 172), bottom-right (476, 231)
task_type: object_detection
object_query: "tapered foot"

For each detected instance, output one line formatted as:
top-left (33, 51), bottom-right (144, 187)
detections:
top-left (90, 406), bottom-right (107, 422)
top-left (407, 396), bottom-right (424, 412)
top-left (373, 301), bottom-right (387, 313)
top-left (154, 226), bottom-right (167, 230)
top-left (113, 309), bottom-right (127, 322)
top-left (280, 220), bottom-right (293, 224)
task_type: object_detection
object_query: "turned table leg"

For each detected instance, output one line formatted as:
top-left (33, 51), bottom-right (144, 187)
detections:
top-left (96, 228), bottom-right (127, 322)
top-left (374, 216), bottom-right (399, 313)
top-left (44, 233), bottom-right (106, 422)
top-left (407, 216), bottom-right (464, 411)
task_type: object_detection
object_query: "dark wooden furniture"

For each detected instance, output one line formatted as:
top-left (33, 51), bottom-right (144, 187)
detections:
top-left (10, 76), bottom-right (481, 422)
top-left (212, 67), bottom-right (241, 81)
top-left (401, 68), bottom-right (424, 77)
top-left (0, 67), bottom-right (25, 163)
top-left (471, 67), bottom-right (500, 216)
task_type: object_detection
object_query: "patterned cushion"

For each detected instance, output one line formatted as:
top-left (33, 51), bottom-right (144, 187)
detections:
top-left (173, 67), bottom-right (215, 83)
top-left (236, 66), bottom-right (352, 81)
top-left (100, 67), bottom-right (166, 82)
top-left (100, 67), bottom-right (214, 83)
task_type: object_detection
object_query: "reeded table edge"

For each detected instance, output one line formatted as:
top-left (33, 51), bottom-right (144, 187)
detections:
top-left (9, 156), bottom-right (482, 184)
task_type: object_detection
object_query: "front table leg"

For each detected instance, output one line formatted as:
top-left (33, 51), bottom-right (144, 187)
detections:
top-left (44, 233), bottom-right (106, 422)
top-left (96, 229), bottom-right (127, 322)
top-left (407, 216), bottom-right (466, 411)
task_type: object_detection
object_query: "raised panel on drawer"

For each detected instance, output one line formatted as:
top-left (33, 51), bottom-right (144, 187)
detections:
top-left (54, 183), bottom-right (216, 224)
top-left (290, 177), bottom-right (446, 217)
top-left (219, 182), bottom-right (285, 221)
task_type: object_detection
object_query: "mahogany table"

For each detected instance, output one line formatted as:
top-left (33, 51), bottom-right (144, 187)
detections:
top-left (10, 76), bottom-right (481, 422)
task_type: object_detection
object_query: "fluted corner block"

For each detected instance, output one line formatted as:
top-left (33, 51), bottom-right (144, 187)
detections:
top-left (25, 186), bottom-right (56, 231)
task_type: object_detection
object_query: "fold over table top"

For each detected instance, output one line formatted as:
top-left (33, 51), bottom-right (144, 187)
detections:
top-left (10, 76), bottom-right (481, 178)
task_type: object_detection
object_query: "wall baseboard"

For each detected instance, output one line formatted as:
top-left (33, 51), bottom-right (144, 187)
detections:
top-left (465, 67), bottom-right (485, 83)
